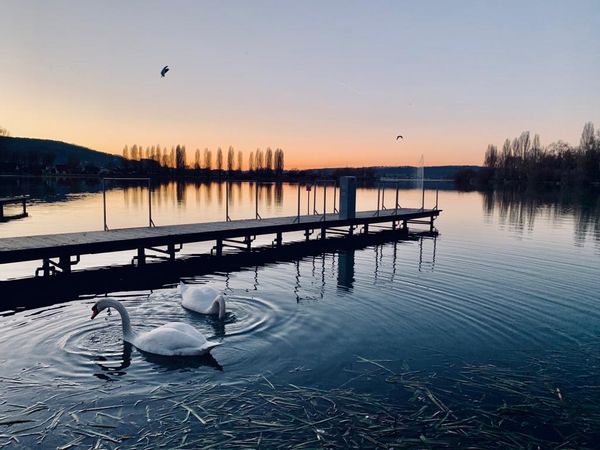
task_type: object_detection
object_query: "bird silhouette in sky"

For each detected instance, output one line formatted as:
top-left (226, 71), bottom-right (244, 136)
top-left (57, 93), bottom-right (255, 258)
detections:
top-left (396, 135), bottom-right (403, 140)
top-left (160, 66), bottom-right (169, 77)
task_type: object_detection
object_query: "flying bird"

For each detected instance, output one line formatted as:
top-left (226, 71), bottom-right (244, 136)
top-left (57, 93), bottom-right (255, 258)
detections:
top-left (160, 66), bottom-right (169, 77)
top-left (396, 135), bottom-right (403, 140)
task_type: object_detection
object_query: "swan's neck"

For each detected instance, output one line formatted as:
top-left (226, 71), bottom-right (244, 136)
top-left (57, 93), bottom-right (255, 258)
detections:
top-left (105, 299), bottom-right (135, 341)
top-left (217, 295), bottom-right (226, 320)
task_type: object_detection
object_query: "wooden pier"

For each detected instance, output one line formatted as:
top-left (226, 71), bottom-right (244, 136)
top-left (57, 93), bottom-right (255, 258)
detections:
top-left (0, 195), bottom-right (29, 222)
top-left (0, 207), bottom-right (440, 277)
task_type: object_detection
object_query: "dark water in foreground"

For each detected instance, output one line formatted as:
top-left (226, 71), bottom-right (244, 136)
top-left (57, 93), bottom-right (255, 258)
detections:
top-left (0, 179), bottom-right (599, 448)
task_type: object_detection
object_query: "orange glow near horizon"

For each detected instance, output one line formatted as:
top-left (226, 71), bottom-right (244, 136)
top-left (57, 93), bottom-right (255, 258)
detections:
top-left (5, 127), bottom-right (487, 169)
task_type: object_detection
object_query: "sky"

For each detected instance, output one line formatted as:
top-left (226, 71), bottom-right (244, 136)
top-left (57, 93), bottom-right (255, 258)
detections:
top-left (1, 1), bottom-right (599, 169)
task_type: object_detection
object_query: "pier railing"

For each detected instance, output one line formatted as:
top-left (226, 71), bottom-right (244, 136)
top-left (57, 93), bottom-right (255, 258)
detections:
top-left (101, 178), bottom-right (439, 231)
top-left (102, 177), bottom-right (155, 231)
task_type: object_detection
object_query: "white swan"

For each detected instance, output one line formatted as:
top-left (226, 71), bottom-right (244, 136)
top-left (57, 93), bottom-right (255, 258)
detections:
top-left (179, 282), bottom-right (227, 320)
top-left (90, 298), bottom-right (221, 356)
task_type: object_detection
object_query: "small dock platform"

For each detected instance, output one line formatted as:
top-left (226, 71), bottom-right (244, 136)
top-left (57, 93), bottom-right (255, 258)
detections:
top-left (0, 207), bottom-right (440, 277)
top-left (0, 195), bottom-right (29, 222)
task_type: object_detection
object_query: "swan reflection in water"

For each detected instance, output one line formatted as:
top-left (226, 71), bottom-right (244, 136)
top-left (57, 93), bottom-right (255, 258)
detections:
top-left (93, 341), bottom-right (222, 381)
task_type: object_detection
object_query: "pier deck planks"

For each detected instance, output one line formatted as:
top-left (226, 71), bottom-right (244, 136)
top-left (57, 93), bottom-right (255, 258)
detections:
top-left (0, 208), bottom-right (439, 265)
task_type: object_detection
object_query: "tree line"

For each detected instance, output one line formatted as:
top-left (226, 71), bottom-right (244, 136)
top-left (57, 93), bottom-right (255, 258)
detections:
top-left (463, 122), bottom-right (600, 186)
top-left (122, 144), bottom-right (284, 175)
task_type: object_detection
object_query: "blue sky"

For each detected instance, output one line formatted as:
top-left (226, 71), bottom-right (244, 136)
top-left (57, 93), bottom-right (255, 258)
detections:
top-left (1, 0), bottom-right (598, 167)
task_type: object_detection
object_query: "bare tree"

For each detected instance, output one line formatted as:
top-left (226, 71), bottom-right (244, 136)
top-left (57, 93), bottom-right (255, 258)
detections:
top-left (204, 148), bottom-right (212, 170)
top-left (580, 122), bottom-right (595, 151)
top-left (131, 145), bottom-right (138, 161)
top-left (484, 144), bottom-right (498, 168)
top-left (227, 146), bottom-right (235, 172)
top-left (237, 150), bottom-right (243, 171)
top-left (511, 137), bottom-right (521, 160)
top-left (176, 145), bottom-right (186, 170)
top-left (122, 145), bottom-right (129, 160)
top-left (520, 131), bottom-right (531, 159)
top-left (265, 147), bottom-right (273, 172)
top-left (274, 148), bottom-right (284, 174)
top-left (500, 139), bottom-right (511, 171)
top-left (216, 147), bottom-right (223, 172)
top-left (194, 149), bottom-right (201, 170)
top-left (255, 148), bottom-right (264, 171)
top-left (248, 151), bottom-right (255, 172)
top-left (0, 126), bottom-right (10, 137)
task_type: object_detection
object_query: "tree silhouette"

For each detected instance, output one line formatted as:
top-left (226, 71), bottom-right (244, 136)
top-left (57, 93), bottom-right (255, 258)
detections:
top-left (237, 150), bottom-right (243, 171)
top-left (484, 144), bottom-right (498, 169)
top-left (216, 147), bottom-right (223, 172)
top-left (265, 147), bottom-right (273, 172)
top-left (0, 126), bottom-right (10, 137)
top-left (176, 145), bottom-right (186, 170)
top-left (274, 148), bottom-right (285, 174)
top-left (248, 151), bottom-right (255, 172)
top-left (481, 122), bottom-right (600, 184)
top-left (227, 146), bottom-right (235, 172)
top-left (255, 148), bottom-right (264, 172)
top-left (204, 148), bottom-right (212, 171)
top-left (581, 122), bottom-right (595, 151)
top-left (194, 148), bottom-right (201, 170)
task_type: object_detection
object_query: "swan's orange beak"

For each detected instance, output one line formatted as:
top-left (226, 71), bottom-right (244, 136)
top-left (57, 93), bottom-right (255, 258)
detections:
top-left (91, 306), bottom-right (99, 320)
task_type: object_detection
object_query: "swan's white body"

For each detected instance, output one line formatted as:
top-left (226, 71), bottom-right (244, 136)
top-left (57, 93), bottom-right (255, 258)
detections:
top-left (91, 298), bottom-right (220, 356)
top-left (179, 282), bottom-right (227, 319)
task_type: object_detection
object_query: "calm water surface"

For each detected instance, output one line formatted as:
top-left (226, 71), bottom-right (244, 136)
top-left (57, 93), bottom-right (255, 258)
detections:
top-left (0, 178), bottom-right (599, 448)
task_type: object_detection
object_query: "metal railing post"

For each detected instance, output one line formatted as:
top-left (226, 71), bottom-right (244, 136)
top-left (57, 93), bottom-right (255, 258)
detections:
top-left (148, 179), bottom-right (154, 227)
top-left (381, 185), bottom-right (386, 210)
top-left (333, 183), bottom-right (338, 214)
top-left (226, 181), bottom-right (231, 221)
top-left (421, 183), bottom-right (425, 210)
top-left (306, 184), bottom-right (310, 215)
top-left (296, 183), bottom-right (301, 222)
top-left (313, 183), bottom-right (318, 215)
top-left (435, 188), bottom-right (439, 210)
top-left (103, 179), bottom-right (108, 231)
top-left (395, 183), bottom-right (399, 213)
top-left (376, 185), bottom-right (381, 216)
top-left (255, 181), bottom-right (261, 220)
top-left (323, 184), bottom-right (327, 220)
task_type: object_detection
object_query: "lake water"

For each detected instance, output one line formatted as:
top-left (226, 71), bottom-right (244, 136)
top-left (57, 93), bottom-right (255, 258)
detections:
top-left (0, 177), bottom-right (599, 448)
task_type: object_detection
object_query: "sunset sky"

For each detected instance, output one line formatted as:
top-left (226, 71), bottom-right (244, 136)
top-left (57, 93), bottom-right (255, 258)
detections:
top-left (1, 0), bottom-right (599, 169)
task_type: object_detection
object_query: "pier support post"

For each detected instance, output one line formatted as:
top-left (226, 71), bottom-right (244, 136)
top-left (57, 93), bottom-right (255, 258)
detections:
top-left (275, 232), bottom-right (282, 247)
top-left (339, 176), bottom-right (356, 220)
top-left (137, 248), bottom-right (146, 267)
top-left (363, 223), bottom-right (369, 235)
top-left (245, 236), bottom-right (252, 252)
top-left (430, 216), bottom-right (435, 232)
top-left (168, 244), bottom-right (176, 261)
top-left (304, 229), bottom-right (311, 241)
top-left (58, 255), bottom-right (71, 274)
top-left (42, 258), bottom-right (51, 277)
top-left (403, 220), bottom-right (408, 232)
top-left (216, 239), bottom-right (223, 257)
top-left (321, 227), bottom-right (326, 240)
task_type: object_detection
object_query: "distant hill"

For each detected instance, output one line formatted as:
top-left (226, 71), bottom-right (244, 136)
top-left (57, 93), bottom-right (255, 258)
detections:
top-left (298, 165), bottom-right (480, 180)
top-left (0, 136), bottom-right (123, 169)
